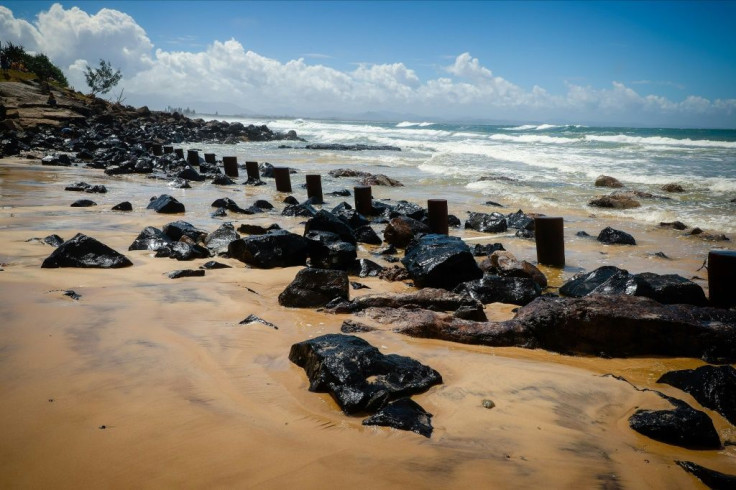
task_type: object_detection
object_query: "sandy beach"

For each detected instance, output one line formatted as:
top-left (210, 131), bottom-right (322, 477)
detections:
top-left (0, 154), bottom-right (734, 489)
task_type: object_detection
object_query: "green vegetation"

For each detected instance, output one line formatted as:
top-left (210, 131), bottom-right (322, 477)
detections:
top-left (1, 41), bottom-right (68, 86)
top-left (84, 59), bottom-right (122, 96)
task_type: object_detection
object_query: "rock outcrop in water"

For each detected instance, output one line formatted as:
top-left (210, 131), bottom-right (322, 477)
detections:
top-left (42, 233), bottom-right (132, 268)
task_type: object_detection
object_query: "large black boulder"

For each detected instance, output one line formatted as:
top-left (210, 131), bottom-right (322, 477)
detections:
top-left (305, 230), bottom-right (357, 270)
top-left (465, 212), bottom-right (508, 233)
top-left (659, 365), bottom-right (736, 425)
top-left (288, 333), bottom-right (442, 415)
top-left (676, 461), bottom-right (736, 490)
top-left (278, 268), bottom-right (349, 307)
top-left (559, 266), bottom-right (628, 297)
top-left (205, 222), bottom-right (239, 253)
top-left (304, 209), bottom-right (357, 245)
top-left (162, 221), bottom-right (207, 242)
top-left (383, 216), bottom-right (430, 248)
top-left (155, 241), bottom-right (210, 261)
top-left (129, 226), bottom-right (173, 251)
top-left (147, 194), bottom-right (185, 214)
top-left (454, 274), bottom-right (541, 306)
top-left (597, 226), bottom-right (636, 245)
top-left (282, 202), bottom-right (318, 218)
top-left (228, 229), bottom-right (308, 268)
top-left (42, 233), bottom-right (133, 268)
top-left (401, 234), bottom-right (483, 290)
top-left (354, 225), bottom-right (382, 245)
top-left (629, 396), bottom-right (721, 449)
top-left (362, 397), bottom-right (434, 438)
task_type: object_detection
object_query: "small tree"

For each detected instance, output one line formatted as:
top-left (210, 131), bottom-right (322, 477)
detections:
top-left (84, 59), bottom-right (122, 96)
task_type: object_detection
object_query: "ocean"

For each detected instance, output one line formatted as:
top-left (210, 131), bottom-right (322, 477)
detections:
top-left (192, 117), bottom-right (736, 234)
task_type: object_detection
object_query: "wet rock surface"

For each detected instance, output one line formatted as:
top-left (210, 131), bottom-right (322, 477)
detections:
top-left (289, 333), bottom-right (441, 436)
top-left (42, 233), bottom-right (133, 268)
top-left (676, 461), bottom-right (736, 489)
top-left (629, 395), bottom-right (721, 449)
top-left (383, 216), bottom-right (430, 248)
top-left (401, 234), bottom-right (483, 290)
top-left (597, 226), bottom-right (636, 245)
top-left (454, 274), bottom-right (542, 306)
top-left (362, 398), bottom-right (434, 438)
top-left (465, 211), bottom-right (508, 233)
top-left (228, 230), bottom-right (308, 268)
top-left (278, 268), bottom-right (349, 308)
top-left (658, 365), bottom-right (736, 424)
top-left (358, 294), bottom-right (736, 361)
top-left (147, 194), bottom-right (185, 214)
top-left (167, 269), bottom-right (205, 279)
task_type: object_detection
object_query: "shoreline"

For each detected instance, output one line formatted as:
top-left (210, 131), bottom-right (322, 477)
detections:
top-left (1, 153), bottom-right (734, 488)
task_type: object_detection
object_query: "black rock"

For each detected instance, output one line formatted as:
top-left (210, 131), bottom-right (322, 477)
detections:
top-left (340, 320), bottom-right (376, 333)
top-left (383, 216), bottom-right (430, 248)
top-left (163, 221), bottom-right (207, 242)
top-left (228, 230), bottom-right (308, 268)
top-left (448, 214), bottom-right (461, 228)
top-left (155, 241), bottom-right (211, 261)
top-left (472, 243), bottom-right (505, 257)
top-left (401, 234), bottom-right (483, 290)
top-left (629, 396), bottom-right (721, 449)
top-left (391, 201), bottom-right (426, 221)
top-left (332, 203), bottom-right (370, 229)
top-left (212, 174), bottom-right (236, 185)
top-left (515, 229), bottom-right (535, 239)
top-left (506, 210), bottom-right (534, 230)
top-left (200, 260), bottom-right (232, 270)
top-left (177, 167), bottom-right (205, 182)
top-left (454, 274), bottom-right (542, 306)
top-left (465, 212), bottom-right (508, 233)
top-left (168, 269), bottom-right (205, 279)
top-left (211, 197), bottom-right (251, 214)
top-left (43, 234), bottom-right (64, 247)
top-left (559, 266), bottom-right (628, 297)
top-left (147, 194), bottom-right (185, 214)
top-left (676, 461), bottom-right (736, 489)
top-left (211, 207), bottom-right (227, 218)
top-left (288, 333), bottom-right (442, 414)
top-left (659, 365), bottom-right (736, 425)
top-left (70, 199), bottom-right (96, 207)
top-left (576, 231), bottom-right (591, 237)
top-left (65, 181), bottom-right (107, 193)
top-left (278, 268), bottom-right (349, 308)
top-left (362, 397), bottom-right (434, 438)
top-left (305, 230), bottom-right (357, 270)
top-left (282, 202), bottom-right (318, 218)
top-left (283, 195), bottom-right (299, 205)
top-left (205, 222), bottom-right (239, 253)
top-left (42, 233), bottom-right (133, 268)
top-left (237, 223), bottom-right (281, 235)
top-left (348, 258), bottom-right (385, 278)
top-left (305, 143), bottom-right (401, 151)
top-left (328, 189), bottom-right (351, 197)
top-left (63, 290), bottom-right (81, 300)
top-left (129, 226), bottom-right (173, 251)
top-left (304, 209), bottom-right (357, 244)
top-left (253, 199), bottom-right (274, 210)
top-left (168, 178), bottom-right (191, 189)
top-left (351, 281), bottom-right (370, 290)
top-left (634, 272), bottom-right (708, 306)
top-left (112, 201), bottom-right (132, 211)
top-left (597, 226), bottom-right (636, 245)
top-left (239, 314), bottom-right (278, 329)
top-left (354, 225), bottom-right (382, 245)
top-left (454, 304), bottom-right (488, 321)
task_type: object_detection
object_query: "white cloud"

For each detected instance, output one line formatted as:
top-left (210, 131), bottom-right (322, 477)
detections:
top-left (2, 3), bottom-right (734, 127)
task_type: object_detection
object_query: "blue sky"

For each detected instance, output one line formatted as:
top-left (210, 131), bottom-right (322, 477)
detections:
top-left (2, 1), bottom-right (735, 127)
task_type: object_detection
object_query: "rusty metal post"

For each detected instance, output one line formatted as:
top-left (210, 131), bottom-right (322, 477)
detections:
top-left (223, 156), bottom-right (239, 177)
top-left (427, 199), bottom-right (449, 235)
top-left (306, 174), bottom-right (323, 204)
top-left (354, 185), bottom-right (372, 216)
top-left (708, 250), bottom-right (736, 308)
top-left (274, 167), bottom-right (292, 192)
top-left (245, 161), bottom-right (260, 181)
top-left (535, 217), bottom-right (565, 267)
top-left (174, 148), bottom-right (184, 159)
top-left (151, 144), bottom-right (163, 156)
top-left (204, 153), bottom-right (216, 164)
top-left (163, 145), bottom-right (174, 154)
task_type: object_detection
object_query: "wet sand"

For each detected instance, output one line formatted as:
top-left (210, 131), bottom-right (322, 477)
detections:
top-left (1, 157), bottom-right (734, 488)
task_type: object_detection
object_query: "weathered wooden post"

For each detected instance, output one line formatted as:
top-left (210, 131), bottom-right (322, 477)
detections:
top-left (427, 199), bottom-right (449, 235)
top-left (245, 161), bottom-right (260, 181)
top-left (354, 185), bottom-right (372, 216)
top-left (174, 148), bottom-right (184, 159)
top-left (708, 250), bottom-right (736, 307)
top-left (223, 156), bottom-right (239, 177)
top-left (187, 150), bottom-right (199, 167)
top-left (204, 153), bottom-right (216, 164)
top-left (163, 145), bottom-right (174, 154)
top-left (274, 167), bottom-right (292, 192)
top-left (306, 174), bottom-right (323, 204)
top-left (151, 144), bottom-right (163, 156)
top-left (534, 217), bottom-right (565, 267)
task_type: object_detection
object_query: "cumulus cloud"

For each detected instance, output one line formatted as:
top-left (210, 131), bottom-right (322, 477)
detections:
top-left (2, 3), bottom-right (734, 126)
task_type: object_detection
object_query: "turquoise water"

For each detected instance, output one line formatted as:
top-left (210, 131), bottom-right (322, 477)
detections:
top-left (195, 117), bottom-right (736, 233)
